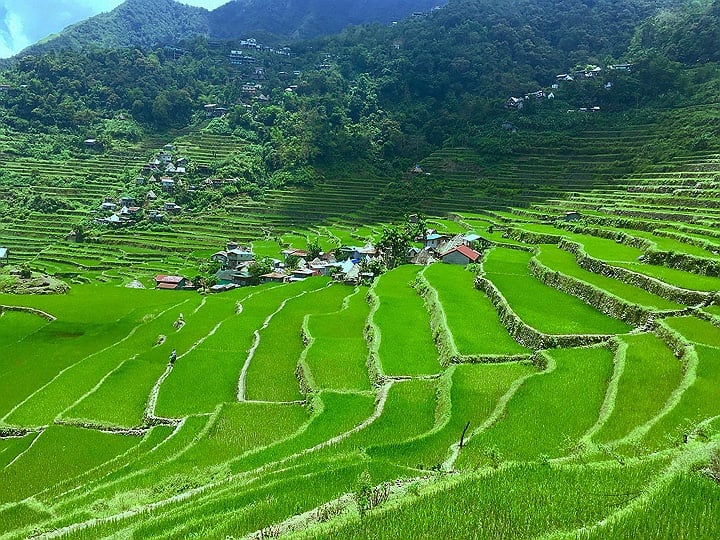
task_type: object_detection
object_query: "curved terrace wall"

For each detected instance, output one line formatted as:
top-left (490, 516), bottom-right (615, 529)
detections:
top-left (474, 275), bottom-right (613, 350)
top-left (557, 239), bottom-right (712, 306)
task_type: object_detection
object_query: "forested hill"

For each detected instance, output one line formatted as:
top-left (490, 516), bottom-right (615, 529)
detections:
top-left (19, 0), bottom-right (210, 57)
top-left (208, 0), bottom-right (447, 39)
top-left (0, 0), bottom-right (718, 197)
top-left (16, 0), bottom-right (448, 59)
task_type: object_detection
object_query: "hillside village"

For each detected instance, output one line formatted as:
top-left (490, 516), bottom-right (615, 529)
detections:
top-left (505, 62), bottom-right (633, 112)
top-left (152, 226), bottom-right (485, 292)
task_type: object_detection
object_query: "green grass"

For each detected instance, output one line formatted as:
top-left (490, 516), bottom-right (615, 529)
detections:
top-left (0, 432), bottom-right (38, 468)
top-left (0, 311), bottom-right (50, 350)
top-left (664, 316), bottom-right (720, 347)
top-left (1, 292), bottom-right (199, 427)
top-left (330, 379), bottom-right (437, 452)
top-left (154, 284), bottom-right (306, 416)
top-left (594, 334), bottom-right (683, 444)
top-left (0, 425), bottom-right (140, 506)
top-left (641, 344), bottom-right (720, 450)
top-left (304, 289), bottom-right (372, 391)
top-left (614, 261), bottom-right (720, 292)
top-left (536, 245), bottom-right (684, 311)
top-left (577, 471), bottom-right (720, 540)
top-left (373, 362), bottom-right (537, 469)
top-left (244, 282), bottom-right (349, 402)
top-left (484, 248), bottom-right (631, 335)
top-left (459, 346), bottom-right (614, 464)
top-left (310, 459), bottom-right (665, 540)
top-left (423, 264), bottom-right (528, 356)
top-left (373, 265), bottom-right (441, 376)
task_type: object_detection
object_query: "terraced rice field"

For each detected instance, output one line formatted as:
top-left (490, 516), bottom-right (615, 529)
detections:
top-left (2, 112), bottom-right (720, 537)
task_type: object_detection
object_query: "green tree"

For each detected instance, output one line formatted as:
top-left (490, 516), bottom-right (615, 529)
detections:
top-left (248, 257), bottom-right (274, 285)
top-left (376, 224), bottom-right (412, 269)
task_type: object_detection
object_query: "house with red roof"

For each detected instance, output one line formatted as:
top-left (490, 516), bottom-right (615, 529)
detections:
top-left (440, 245), bottom-right (481, 265)
top-left (155, 275), bottom-right (193, 290)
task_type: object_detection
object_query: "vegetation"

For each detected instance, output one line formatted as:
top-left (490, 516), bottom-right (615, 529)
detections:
top-left (1, 0), bottom-right (720, 537)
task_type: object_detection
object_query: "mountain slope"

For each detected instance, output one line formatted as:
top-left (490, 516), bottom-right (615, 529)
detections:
top-left (209, 0), bottom-right (446, 39)
top-left (20, 0), bottom-right (210, 56)
top-left (15, 0), bottom-right (448, 59)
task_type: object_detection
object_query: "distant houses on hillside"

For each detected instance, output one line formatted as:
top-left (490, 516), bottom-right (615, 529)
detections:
top-left (506, 62), bottom-right (633, 111)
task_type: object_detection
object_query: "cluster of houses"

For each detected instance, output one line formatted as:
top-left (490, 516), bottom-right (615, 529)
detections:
top-left (152, 225), bottom-right (487, 293)
top-left (413, 231), bottom-right (484, 265)
top-left (207, 241), bottom-right (379, 292)
top-left (232, 38), bottom-right (291, 57)
top-left (505, 62), bottom-right (633, 111)
top-left (95, 144), bottom-right (190, 226)
top-left (95, 192), bottom-right (177, 227)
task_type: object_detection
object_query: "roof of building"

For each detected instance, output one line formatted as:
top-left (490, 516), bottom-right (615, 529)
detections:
top-left (0, 247), bottom-right (7, 258)
top-left (463, 233), bottom-right (482, 242)
top-left (157, 282), bottom-right (180, 290)
top-left (155, 275), bottom-right (185, 284)
top-left (442, 245), bottom-right (481, 262)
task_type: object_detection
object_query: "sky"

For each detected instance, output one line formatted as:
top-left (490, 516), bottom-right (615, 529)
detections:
top-left (0, 0), bottom-right (229, 58)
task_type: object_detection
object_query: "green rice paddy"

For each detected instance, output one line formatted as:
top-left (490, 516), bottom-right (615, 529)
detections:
top-left (2, 125), bottom-right (720, 537)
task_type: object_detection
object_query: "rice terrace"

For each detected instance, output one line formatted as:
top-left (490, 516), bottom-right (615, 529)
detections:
top-left (1, 0), bottom-right (720, 538)
top-left (2, 111), bottom-right (720, 538)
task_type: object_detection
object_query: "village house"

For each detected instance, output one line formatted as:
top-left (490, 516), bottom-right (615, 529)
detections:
top-left (290, 268), bottom-right (317, 281)
top-left (204, 104), bottom-right (227, 117)
top-left (339, 244), bottom-right (377, 261)
top-left (505, 96), bottom-right (524, 109)
top-left (308, 258), bottom-right (340, 276)
top-left (424, 233), bottom-right (449, 250)
top-left (229, 50), bottom-right (244, 64)
top-left (164, 202), bottom-right (182, 213)
top-left (119, 195), bottom-right (136, 207)
top-left (334, 259), bottom-right (361, 284)
top-left (148, 210), bottom-right (165, 223)
top-left (155, 275), bottom-right (194, 290)
top-left (242, 83), bottom-right (263, 94)
top-left (282, 248), bottom-right (309, 259)
top-left (462, 233), bottom-right (482, 247)
top-left (161, 177), bottom-right (175, 192)
top-left (0, 247), bottom-right (8, 265)
top-left (524, 90), bottom-right (545, 100)
top-left (441, 245), bottom-right (481, 265)
top-left (215, 267), bottom-right (253, 287)
top-left (260, 271), bottom-right (288, 284)
top-left (213, 246), bottom-right (255, 269)
top-left (564, 211), bottom-right (582, 222)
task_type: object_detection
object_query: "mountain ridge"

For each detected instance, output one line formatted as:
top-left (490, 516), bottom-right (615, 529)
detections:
top-left (15, 0), bottom-right (447, 59)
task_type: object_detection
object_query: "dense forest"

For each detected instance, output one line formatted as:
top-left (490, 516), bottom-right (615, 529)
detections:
top-left (0, 0), bottom-right (719, 198)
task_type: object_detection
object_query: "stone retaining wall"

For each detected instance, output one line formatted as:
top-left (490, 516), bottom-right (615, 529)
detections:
top-left (558, 239), bottom-right (712, 305)
top-left (474, 276), bottom-right (613, 350)
top-left (0, 305), bottom-right (56, 321)
top-left (528, 255), bottom-right (651, 327)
